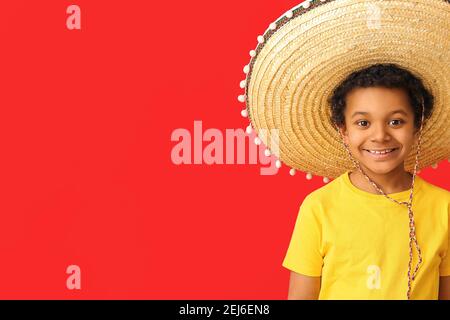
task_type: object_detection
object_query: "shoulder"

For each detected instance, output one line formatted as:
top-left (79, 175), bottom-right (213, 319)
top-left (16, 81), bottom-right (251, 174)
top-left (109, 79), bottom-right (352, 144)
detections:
top-left (301, 174), bottom-right (345, 210)
top-left (305, 174), bottom-right (345, 201)
top-left (417, 176), bottom-right (450, 202)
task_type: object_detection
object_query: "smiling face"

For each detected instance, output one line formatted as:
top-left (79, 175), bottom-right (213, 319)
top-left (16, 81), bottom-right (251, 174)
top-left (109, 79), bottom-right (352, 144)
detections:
top-left (340, 87), bottom-right (418, 176)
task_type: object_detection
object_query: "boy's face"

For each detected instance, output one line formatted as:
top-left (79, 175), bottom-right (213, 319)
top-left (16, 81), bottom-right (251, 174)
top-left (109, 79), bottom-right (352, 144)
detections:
top-left (340, 87), bottom-right (417, 175)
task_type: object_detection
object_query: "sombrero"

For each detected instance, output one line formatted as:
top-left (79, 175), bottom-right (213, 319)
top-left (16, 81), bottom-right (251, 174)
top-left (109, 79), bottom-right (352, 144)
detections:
top-left (239, 0), bottom-right (450, 179)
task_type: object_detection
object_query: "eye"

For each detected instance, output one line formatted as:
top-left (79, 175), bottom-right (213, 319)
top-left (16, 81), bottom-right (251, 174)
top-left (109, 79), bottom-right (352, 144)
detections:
top-left (389, 119), bottom-right (404, 126)
top-left (356, 120), bottom-right (369, 127)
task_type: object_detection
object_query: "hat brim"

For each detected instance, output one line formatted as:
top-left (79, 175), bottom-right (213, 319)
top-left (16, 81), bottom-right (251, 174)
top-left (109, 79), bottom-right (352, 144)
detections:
top-left (245, 0), bottom-right (450, 178)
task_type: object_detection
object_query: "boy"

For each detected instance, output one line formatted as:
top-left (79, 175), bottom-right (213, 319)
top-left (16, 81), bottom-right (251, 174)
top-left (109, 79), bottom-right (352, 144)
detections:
top-left (283, 64), bottom-right (450, 300)
top-left (238, 0), bottom-right (450, 299)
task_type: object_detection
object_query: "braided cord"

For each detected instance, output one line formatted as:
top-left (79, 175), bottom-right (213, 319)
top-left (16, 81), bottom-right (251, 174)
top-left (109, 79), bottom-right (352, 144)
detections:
top-left (338, 100), bottom-right (426, 300)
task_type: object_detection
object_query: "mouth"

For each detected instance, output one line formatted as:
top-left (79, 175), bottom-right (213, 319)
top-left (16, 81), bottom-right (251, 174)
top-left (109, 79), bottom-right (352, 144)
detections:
top-left (362, 148), bottom-right (399, 159)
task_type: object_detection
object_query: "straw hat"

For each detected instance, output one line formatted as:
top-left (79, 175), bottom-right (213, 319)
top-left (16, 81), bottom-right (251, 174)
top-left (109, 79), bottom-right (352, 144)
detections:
top-left (239, 0), bottom-right (450, 179)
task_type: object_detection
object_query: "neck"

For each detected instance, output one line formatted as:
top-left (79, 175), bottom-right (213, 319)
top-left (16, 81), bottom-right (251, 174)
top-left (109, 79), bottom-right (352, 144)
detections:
top-left (349, 165), bottom-right (413, 195)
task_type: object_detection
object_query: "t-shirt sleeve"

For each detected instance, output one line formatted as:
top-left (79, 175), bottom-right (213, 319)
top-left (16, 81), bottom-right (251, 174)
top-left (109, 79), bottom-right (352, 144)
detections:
top-left (282, 195), bottom-right (324, 277)
top-left (439, 209), bottom-right (450, 276)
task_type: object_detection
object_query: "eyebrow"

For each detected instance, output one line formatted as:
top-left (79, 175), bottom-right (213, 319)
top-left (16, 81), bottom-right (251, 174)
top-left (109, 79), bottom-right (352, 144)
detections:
top-left (351, 109), bottom-right (409, 118)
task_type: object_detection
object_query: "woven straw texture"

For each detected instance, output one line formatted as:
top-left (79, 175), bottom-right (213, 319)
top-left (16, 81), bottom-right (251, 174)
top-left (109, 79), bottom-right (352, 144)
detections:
top-left (246, 0), bottom-right (450, 178)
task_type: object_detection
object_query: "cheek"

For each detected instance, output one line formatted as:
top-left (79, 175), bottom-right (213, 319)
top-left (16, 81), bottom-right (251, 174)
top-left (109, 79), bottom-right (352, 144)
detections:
top-left (392, 129), bottom-right (416, 148)
top-left (346, 129), bottom-right (366, 149)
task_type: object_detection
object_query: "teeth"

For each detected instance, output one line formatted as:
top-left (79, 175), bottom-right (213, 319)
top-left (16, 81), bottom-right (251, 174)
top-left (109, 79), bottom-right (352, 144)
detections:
top-left (367, 149), bottom-right (395, 155)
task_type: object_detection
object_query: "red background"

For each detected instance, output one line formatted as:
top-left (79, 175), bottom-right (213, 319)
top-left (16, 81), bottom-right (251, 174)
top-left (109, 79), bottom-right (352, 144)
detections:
top-left (0, 1), bottom-right (448, 299)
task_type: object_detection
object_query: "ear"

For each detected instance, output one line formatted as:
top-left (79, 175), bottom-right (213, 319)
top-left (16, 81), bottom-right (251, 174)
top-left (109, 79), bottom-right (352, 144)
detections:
top-left (338, 125), bottom-right (349, 145)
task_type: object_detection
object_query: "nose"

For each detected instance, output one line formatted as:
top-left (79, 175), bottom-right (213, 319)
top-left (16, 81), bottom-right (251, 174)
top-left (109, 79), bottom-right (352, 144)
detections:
top-left (370, 123), bottom-right (391, 143)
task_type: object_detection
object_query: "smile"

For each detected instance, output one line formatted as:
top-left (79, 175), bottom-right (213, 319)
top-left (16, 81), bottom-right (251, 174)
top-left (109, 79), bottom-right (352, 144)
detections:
top-left (363, 148), bottom-right (399, 159)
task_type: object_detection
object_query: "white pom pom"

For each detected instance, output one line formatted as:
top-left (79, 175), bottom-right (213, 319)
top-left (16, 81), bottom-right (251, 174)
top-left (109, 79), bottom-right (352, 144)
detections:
top-left (243, 65), bottom-right (250, 74)
top-left (302, 1), bottom-right (311, 9)
top-left (254, 137), bottom-right (262, 145)
top-left (431, 163), bottom-right (438, 169)
top-left (241, 109), bottom-right (248, 118)
top-left (240, 80), bottom-right (247, 89)
top-left (289, 168), bottom-right (296, 176)
top-left (249, 50), bottom-right (256, 57)
top-left (269, 22), bottom-right (277, 30)
top-left (275, 160), bottom-right (282, 169)
top-left (246, 125), bottom-right (252, 134)
top-left (285, 10), bottom-right (293, 18)
top-left (264, 149), bottom-right (271, 157)
top-left (306, 173), bottom-right (313, 180)
top-left (238, 95), bottom-right (246, 103)
top-left (323, 177), bottom-right (330, 184)
top-left (257, 35), bottom-right (265, 44)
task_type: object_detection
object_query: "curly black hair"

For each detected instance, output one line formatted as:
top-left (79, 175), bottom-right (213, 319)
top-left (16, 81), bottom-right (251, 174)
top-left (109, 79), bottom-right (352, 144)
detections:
top-left (328, 63), bottom-right (434, 129)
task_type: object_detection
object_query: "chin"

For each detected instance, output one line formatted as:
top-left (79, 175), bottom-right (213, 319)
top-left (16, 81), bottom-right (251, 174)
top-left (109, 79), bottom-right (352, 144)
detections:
top-left (362, 163), bottom-right (402, 175)
top-left (354, 149), bottom-right (406, 175)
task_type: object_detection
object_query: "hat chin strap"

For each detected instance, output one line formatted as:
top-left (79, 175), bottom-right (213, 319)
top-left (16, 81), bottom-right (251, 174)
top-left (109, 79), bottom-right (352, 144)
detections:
top-left (336, 100), bottom-right (426, 300)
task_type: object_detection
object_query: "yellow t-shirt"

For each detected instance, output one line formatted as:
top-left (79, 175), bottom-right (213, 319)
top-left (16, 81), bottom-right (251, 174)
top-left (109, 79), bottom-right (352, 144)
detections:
top-left (282, 171), bottom-right (450, 300)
